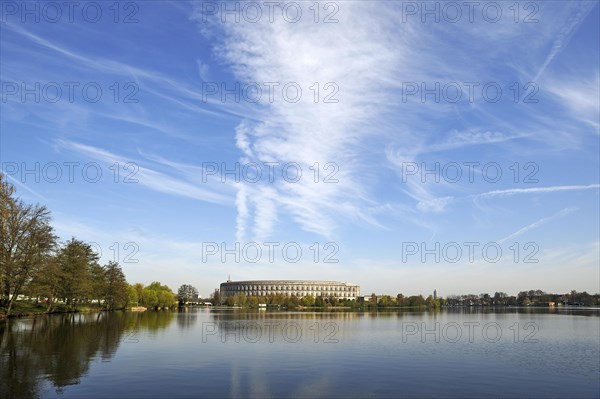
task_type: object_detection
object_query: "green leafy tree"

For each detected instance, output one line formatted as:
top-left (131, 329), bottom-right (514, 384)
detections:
top-left (284, 294), bottom-right (300, 309)
top-left (127, 284), bottom-right (139, 306)
top-left (407, 295), bottom-right (426, 308)
top-left (302, 295), bottom-right (315, 306)
top-left (89, 263), bottom-right (107, 309)
top-left (157, 290), bottom-right (176, 308)
top-left (246, 296), bottom-right (258, 307)
top-left (315, 296), bottom-right (325, 307)
top-left (103, 261), bottom-right (128, 310)
top-left (142, 287), bottom-right (158, 307)
top-left (225, 295), bottom-right (236, 306)
top-left (28, 254), bottom-right (64, 313)
top-left (133, 283), bottom-right (145, 304)
top-left (56, 238), bottom-right (100, 311)
top-left (378, 295), bottom-right (392, 307)
top-left (136, 281), bottom-right (177, 309)
top-left (177, 284), bottom-right (199, 305)
top-left (238, 292), bottom-right (247, 307)
top-left (426, 295), bottom-right (440, 308)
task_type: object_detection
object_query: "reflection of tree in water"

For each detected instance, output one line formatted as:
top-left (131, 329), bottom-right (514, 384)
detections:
top-left (0, 311), bottom-right (173, 398)
top-left (176, 307), bottom-right (199, 330)
top-left (130, 310), bottom-right (176, 336)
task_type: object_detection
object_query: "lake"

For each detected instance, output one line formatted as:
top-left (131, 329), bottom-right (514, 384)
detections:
top-left (1, 308), bottom-right (599, 398)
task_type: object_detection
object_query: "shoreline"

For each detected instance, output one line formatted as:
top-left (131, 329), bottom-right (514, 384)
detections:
top-left (3, 304), bottom-right (598, 320)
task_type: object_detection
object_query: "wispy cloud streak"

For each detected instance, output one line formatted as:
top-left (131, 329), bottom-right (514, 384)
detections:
top-left (498, 207), bottom-right (577, 243)
top-left (57, 140), bottom-right (233, 205)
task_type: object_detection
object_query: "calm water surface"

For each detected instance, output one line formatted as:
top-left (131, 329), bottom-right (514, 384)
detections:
top-left (1, 308), bottom-right (599, 398)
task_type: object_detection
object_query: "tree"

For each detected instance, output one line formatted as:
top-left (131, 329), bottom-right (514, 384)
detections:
top-left (407, 295), bottom-right (426, 307)
top-left (27, 254), bottom-right (64, 313)
top-left (89, 262), bottom-right (107, 309)
top-left (133, 283), bottom-right (145, 304)
top-left (396, 293), bottom-right (405, 307)
top-left (247, 296), bottom-right (259, 308)
top-left (0, 176), bottom-right (56, 315)
top-left (103, 261), bottom-right (128, 310)
top-left (209, 288), bottom-right (222, 305)
top-left (127, 284), bottom-right (139, 306)
top-left (225, 295), bottom-right (236, 306)
top-left (142, 288), bottom-right (158, 308)
top-left (137, 281), bottom-right (177, 309)
top-left (302, 295), bottom-right (315, 306)
top-left (378, 295), bottom-right (392, 307)
top-left (238, 292), bottom-right (247, 307)
top-left (56, 238), bottom-right (100, 311)
top-left (328, 296), bottom-right (339, 306)
top-left (177, 284), bottom-right (199, 305)
top-left (493, 292), bottom-right (508, 305)
top-left (426, 295), bottom-right (440, 308)
top-left (0, 175), bottom-right (15, 303)
top-left (157, 290), bottom-right (176, 308)
top-left (286, 294), bottom-right (300, 309)
top-left (315, 296), bottom-right (325, 307)
top-left (480, 293), bottom-right (491, 305)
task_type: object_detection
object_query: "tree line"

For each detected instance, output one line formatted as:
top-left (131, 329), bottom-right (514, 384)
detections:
top-left (205, 291), bottom-right (440, 309)
top-left (206, 289), bottom-right (600, 310)
top-left (209, 290), bottom-right (362, 309)
top-left (443, 290), bottom-right (600, 307)
top-left (0, 175), bottom-right (177, 316)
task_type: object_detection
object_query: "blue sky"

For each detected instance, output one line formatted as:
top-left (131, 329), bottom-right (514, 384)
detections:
top-left (1, 1), bottom-right (599, 297)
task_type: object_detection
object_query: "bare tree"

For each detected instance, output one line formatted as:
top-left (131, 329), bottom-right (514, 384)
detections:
top-left (0, 176), bottom-right (56, 315)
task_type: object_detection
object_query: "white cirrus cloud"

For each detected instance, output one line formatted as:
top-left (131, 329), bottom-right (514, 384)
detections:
top-left (193, 3), bottom-right (421, 240)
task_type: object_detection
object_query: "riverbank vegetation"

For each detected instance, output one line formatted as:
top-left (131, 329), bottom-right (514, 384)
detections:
top-left (211, 291), bottom-right (441, 310)
top-left (0, 175), bottom-right (177, 317)
top-left (210, 290), bottom-right (600, 310)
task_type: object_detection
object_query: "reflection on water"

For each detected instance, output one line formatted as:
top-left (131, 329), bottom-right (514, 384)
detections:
top-left (0, 311), bottom-right (174, 398)
top-left (1, 308), bottom-right (598, 398)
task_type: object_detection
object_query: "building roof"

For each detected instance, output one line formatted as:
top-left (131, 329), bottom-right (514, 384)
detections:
top-left (220, 280), bottom-right (359, 286)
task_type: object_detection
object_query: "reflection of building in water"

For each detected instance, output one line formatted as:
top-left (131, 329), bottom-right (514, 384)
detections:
top-left (220, 280), bottom-right (360, 300)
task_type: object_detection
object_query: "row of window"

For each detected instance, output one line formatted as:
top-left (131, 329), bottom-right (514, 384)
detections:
top-left (224, 291), bottom-right (356, 298)
top-left (224, 285), bottom-right (357, 292)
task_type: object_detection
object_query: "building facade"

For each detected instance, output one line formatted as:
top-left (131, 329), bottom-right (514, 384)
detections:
top-left (220, 280), bottom-right (360, 300)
